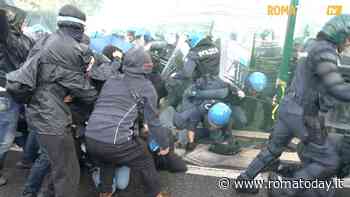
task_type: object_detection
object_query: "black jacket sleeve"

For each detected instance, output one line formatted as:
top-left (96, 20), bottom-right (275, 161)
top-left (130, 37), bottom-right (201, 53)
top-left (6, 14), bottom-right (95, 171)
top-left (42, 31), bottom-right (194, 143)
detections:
top-left (143, 85), bottom-right (170, 149)
top-left (178, 53), bottom-right (197, 79)
top-left (314, 50), bottom-right (350, 102)
top-left (0, 9), bottom-right (9, 44)
top-left (5, 33), bottom-right (34, 69)
top-left (57, 69), bottom-right (98, 104)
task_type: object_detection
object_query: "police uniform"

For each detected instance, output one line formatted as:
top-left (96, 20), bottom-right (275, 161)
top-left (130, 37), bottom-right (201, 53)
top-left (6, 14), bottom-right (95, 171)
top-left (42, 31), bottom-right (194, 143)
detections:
top-left (237, 38), bottom-right (350, 196)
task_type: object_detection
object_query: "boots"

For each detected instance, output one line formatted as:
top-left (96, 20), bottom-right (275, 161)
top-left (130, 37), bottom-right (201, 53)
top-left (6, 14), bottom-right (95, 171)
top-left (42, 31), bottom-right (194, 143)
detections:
top-left (99, 193), bottom-right (113, 197)
top-left (0, 174), bottom-right (7, 187)
top-left (267, 172), bottom-right (297, 197)
top-left (0, 158), bottom-right (7, 187)
top-left (21, 192), bottom-right (37, 197)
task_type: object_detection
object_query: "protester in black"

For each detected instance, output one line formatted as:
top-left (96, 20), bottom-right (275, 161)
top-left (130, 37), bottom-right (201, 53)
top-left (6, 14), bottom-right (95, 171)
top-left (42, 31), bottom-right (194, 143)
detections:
top-left (85, 46), bottom-right (170, 197)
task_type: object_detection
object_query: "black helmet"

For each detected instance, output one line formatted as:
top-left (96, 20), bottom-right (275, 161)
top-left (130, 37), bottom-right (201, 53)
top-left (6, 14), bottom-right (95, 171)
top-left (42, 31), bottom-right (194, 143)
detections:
top-left (57, 5), bottom-right (86, 29)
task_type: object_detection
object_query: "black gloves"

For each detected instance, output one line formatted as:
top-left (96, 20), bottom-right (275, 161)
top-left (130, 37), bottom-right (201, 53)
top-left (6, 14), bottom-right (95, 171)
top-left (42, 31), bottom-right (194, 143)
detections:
top-left (0, 8), bottom-right (9, 44)
top-left (153, 152), bottom-right (187, 173)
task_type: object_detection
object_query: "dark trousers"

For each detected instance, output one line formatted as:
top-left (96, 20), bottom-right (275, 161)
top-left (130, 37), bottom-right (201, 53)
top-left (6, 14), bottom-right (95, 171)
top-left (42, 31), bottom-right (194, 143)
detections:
top-left (246, 109), bottom-right (340, 177)
top-left (23, 131), bottom-right (50, 195)
top-left (86, 137), bottom-right (160, 197)
top-left (22, 131), bottom-right (39, 163)
top-left (37, 130), bottom-right (80, 197)
top-left (246, 98), bottom-right (340, 197)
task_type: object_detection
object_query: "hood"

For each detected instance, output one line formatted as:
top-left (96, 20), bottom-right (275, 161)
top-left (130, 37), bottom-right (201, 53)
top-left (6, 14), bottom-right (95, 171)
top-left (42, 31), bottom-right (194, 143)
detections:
top-left (122, 46), bottom-right (153, 76)
top-left (2, 4), bottom-right (26, 33)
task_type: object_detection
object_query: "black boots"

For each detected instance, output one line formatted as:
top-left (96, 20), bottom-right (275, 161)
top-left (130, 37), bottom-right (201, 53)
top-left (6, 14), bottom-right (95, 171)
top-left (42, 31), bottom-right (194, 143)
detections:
top-left (0, 157), bottom-right (7, 186)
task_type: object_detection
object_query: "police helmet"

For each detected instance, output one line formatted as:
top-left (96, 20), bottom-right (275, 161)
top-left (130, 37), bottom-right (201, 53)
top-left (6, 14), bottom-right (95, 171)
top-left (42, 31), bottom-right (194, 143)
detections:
top-left (247, 72), bottom-right (267, 92)
top-left (208, 102), bottom-right (232, 128)
top-left (187, 32), bottom-right (205, 48)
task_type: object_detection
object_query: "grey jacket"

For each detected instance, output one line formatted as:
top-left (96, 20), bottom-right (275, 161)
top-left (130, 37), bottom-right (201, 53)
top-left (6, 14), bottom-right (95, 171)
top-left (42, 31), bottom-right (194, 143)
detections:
top-left (85, 74), bottom-right (170, 148)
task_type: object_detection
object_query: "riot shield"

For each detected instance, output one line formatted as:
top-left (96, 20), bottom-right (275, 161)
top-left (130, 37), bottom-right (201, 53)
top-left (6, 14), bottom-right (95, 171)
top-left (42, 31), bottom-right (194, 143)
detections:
top-left (160, 35), bottom-right (189, 80)
top-left (219, 37), bottom-right (250, 90)
top-left (161, 35), bottom-right (191, 108)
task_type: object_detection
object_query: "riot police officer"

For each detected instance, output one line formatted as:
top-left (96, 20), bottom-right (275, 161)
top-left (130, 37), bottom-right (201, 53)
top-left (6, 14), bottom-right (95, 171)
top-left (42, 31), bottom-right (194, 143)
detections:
top-left (170, 32), bottom-right (225, 150)
top-left (236, 14), bottom-right (350, 196)
top-left (174, 101), bottom-right (241, 155)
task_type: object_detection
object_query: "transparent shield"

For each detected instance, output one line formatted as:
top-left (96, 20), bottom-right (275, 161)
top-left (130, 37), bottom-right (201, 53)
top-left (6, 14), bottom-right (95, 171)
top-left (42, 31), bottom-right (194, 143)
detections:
top-left (219, 36), bottom-right (250, 90)
top-left (160, 35), bottom-right (189, 80)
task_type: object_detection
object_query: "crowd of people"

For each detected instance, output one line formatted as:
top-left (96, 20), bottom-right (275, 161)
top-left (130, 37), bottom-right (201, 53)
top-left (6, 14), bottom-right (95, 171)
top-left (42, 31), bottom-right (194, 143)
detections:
top-left (1, 2), bottom-right (350, 197)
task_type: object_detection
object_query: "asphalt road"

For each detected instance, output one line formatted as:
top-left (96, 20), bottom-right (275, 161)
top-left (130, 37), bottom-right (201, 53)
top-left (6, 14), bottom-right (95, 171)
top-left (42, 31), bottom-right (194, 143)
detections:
top-left (1, 150), bottom-right (350, 197)
top-left (0, 150), bottom-right (264, 197)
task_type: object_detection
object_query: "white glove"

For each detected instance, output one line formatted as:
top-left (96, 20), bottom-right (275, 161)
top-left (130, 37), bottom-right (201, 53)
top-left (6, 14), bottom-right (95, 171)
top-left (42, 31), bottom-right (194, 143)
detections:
top-left (237, 90), bottom-right (246, 98)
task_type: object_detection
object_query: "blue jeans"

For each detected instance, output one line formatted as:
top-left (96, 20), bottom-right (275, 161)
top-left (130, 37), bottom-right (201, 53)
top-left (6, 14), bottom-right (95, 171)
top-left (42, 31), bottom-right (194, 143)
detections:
top-left (22, 131), bottom-right (39, 163)
top-left (0, 96), bottom-right (19, 162)
top-left (23, 130), bottom-right (50, 195)
top-left (92, 166), bottom-right (130, 193)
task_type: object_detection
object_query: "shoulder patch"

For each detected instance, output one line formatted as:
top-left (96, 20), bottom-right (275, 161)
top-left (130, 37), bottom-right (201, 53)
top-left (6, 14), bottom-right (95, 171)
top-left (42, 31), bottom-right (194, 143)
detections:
top-left (197, 47), bottom-right (219, 58)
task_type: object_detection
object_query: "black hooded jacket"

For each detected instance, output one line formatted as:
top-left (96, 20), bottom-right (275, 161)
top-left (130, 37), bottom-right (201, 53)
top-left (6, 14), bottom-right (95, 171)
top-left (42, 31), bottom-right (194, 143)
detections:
top-left (89, 53), bottom-right (121, 92)
top-left (85, 47), bottom-right (170, 148)
top-left (0, 6), bottom-right (34, 88)
top-left (25, 29), bottom-right (98, 135)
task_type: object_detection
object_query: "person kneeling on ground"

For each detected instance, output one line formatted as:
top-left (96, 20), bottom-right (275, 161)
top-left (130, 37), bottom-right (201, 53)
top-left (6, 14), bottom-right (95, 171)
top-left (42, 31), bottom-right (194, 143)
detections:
top-left (174, 101), bottom-right (240, 155)
top-left (85, 46), bottom-right (171, 197)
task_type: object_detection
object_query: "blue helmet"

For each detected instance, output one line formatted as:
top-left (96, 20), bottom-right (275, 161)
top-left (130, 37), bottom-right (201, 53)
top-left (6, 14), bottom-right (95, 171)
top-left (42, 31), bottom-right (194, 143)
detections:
top-left (208, 102), bottom-right (232, 127)
top-left (247, 72), bottom-right (267, 92)
top-left (144, 30), bottom-right (152, 43)
top-left (187, 32), bottom-right (205, 48)
top-left (134, 28), bottom-right (145, 38)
